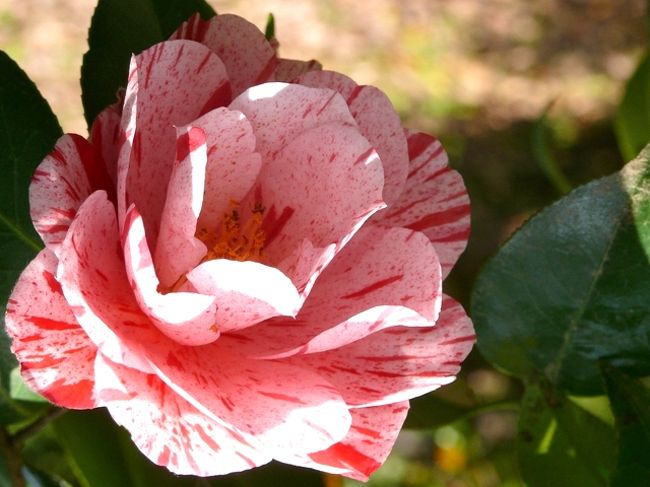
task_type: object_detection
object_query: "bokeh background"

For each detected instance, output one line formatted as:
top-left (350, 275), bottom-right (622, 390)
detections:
top-left (1, 1), bottom-right (647, 486)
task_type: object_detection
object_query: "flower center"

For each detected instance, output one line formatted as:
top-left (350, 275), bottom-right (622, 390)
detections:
top-left (197, 199), bottom-right (266, 262)
top-left (165, 200), bottom-right (266, 294)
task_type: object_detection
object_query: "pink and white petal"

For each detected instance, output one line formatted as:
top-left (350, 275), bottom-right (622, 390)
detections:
top-left (122, 206), bottom-right (219, 346)
top-left (305, 402), bottom-right (410, 481)
top-left (30, 134), bottom-right (113, 254)
top-left (121, 40), bottom-right (231, 246)
top-left (186, 259), bottom-right (301, 333)
top-left (229, 83), bottom-right (357, 163)
top-left (5, 249), bottom-right (96, 409)
top-left (154, 126), bottom-right (208, 289)
top-left (270, 58), bottom-right (322, 82)
top-left (148, 345), bottom-right (351, 455)
top-left (229, 225), bottom-right (441, 358)
top-left (89, 101), bottom-right (122, 187)
top-left (290, 295), bottom-right (475, 407)
top-left (57, 191), bottom-right (163, 373)
top-left (254, 123), bottom-right (385, 291)
top-left (380, 131), bottom-right (470, 278)
top-left (171, 14), bottom-right (276, 97)
top-left (297, 70), bottom-right (409, 205)
top-left (95, 354), bottom-right (270, 475)
top-left (190, 107), bottom-right (262, 231)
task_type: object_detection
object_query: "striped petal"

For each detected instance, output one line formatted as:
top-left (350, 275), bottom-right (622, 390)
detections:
top-left (95, 354), bottom-right (270, 476)
top-left (148, 344), bottom-right (351, 456)
top-left (5, 249), bottom-right (96, 409)
top-left (381, 131), bottom-right (470, 278)
top-left (30, 134), bottom-right (113, 254)
top-left (306, 402), bottom-right (410, 481)
top-left (57, 191), bottom-right (163, 373)
top-left (186, 259), bottom-right (301, 333)
top-left (154, 125), bottom-right (208, 289)
top-left (290, 295), bottom-right (475, 407)
top-left (246, 118), bottom-right (385, 294)
top-left (171, 14), bottom-right (276, 97)
top-left (228, 225), bottom-right (441, 358)
top-left (118, 40), bottom-right (231, 247)
top-left (297, 70), bottom-right (409, 206)
top-left (122, 206), bottom-right (219, 346)
top-left (192, 107), bottom-right (262, 233)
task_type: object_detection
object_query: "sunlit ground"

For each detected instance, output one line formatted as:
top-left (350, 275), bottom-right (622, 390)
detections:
top-left (1, 1), bottom-right (647, 485)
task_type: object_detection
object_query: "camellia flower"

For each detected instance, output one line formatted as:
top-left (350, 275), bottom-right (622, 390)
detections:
top-left (5, 13), bottom-right (474, 480)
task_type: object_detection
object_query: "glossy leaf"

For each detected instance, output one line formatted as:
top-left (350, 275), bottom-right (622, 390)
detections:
top-left (601, 364), bottom-right (650, 487)
top-left (53, 410), bottom-right (132, 487)
top-left (517, 381), bottom-right (615, 487)
top-left (472, 145), bottom-right (650, 394)
top-left (404, 394), bottom-right (471, 429)
top-left (615, 52), bottom-right (650, 161)
top-left (81, 0), bottom-right (216, 126)
top-left (0, 52), bottom-right (60, 423)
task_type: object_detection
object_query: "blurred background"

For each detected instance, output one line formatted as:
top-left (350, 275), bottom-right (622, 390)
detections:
top-left (0, 1), bottom-right (647, 486)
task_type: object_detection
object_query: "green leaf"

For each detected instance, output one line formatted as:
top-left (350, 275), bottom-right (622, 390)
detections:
top-left (264, 13), bottom-right (276, 41)
top-left (532, 106), bottom-right (572, 195)
top-left (517, 381), bottom-right (615, 487)
top-left (472, 144), bottom-right (650, 394)
top-left (81, 0), bottom-right (216, 127)
top-left (404, 394), bottom-right (472, 429)
top-left (601, 364), bottom-right (650, 486)
top-left (53, 409), bottom-right (133, 487)
top-left (0, 51), bottom-right (60, 423)
top-left (615, 52), bottom-right (650, 161)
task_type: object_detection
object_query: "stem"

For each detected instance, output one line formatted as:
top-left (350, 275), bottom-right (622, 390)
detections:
top-left (11, 407), bottom-right (65, 447)
top-left (0, 427), bottom-right (24, 487)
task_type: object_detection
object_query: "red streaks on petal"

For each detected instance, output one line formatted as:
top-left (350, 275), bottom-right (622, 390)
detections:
top-left (257, 391), bottom-right (307, 405)
top-left (175, 127), bottom-right (205, 163)
top-left (406, 203), bottom-right (471, 232)
top-left (438, 334), bottom-right (477, 346)
top-left (341, 275), bottom-right (404, 300)
top-left (262, 206), bottom-right (295, 247)
top-left (25, 316), bottom-right (78, 331)
top-left (41, 270), bottom-right (62, 294)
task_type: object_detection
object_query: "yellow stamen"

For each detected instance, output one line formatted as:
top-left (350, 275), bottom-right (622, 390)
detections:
top-left (163, 200), bottom-right (266, 295)
top-left (198, 199), bottom-right (266, 262)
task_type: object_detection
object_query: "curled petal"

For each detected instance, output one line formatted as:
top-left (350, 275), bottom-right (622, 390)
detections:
top-left (122, 206), bottom-right (219, 346)
top-left (381, 131), bottom-right (471, 277)
top-left (5, 249), bottom-right (96, 408)
top-left (303, 402), bottom-right (410, 481)
top-left (290, 295), bottom-right (475, 407)
top-left (297, 70), bottom-right (409, 206)
top-left (30, 134), bottom-right (112, 254)
top-left (253, 122), bottom-right (385, 293)
top-left (229, 82), bottom-right (356, 163)
top-left (154, 125), bottom-right (208, 289)
top-left (192, 107), bottom-right (262, 231)
top-left (118, 40), bottom-right (231, 246)
top-left (95, 354), bottom-right (270, 476)
top-left (57, 191), bottom-right (163, 373)
top-left (187, 259), bottom-right (301, 333)
top-left (229, 225), bottom-right (441, 357)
